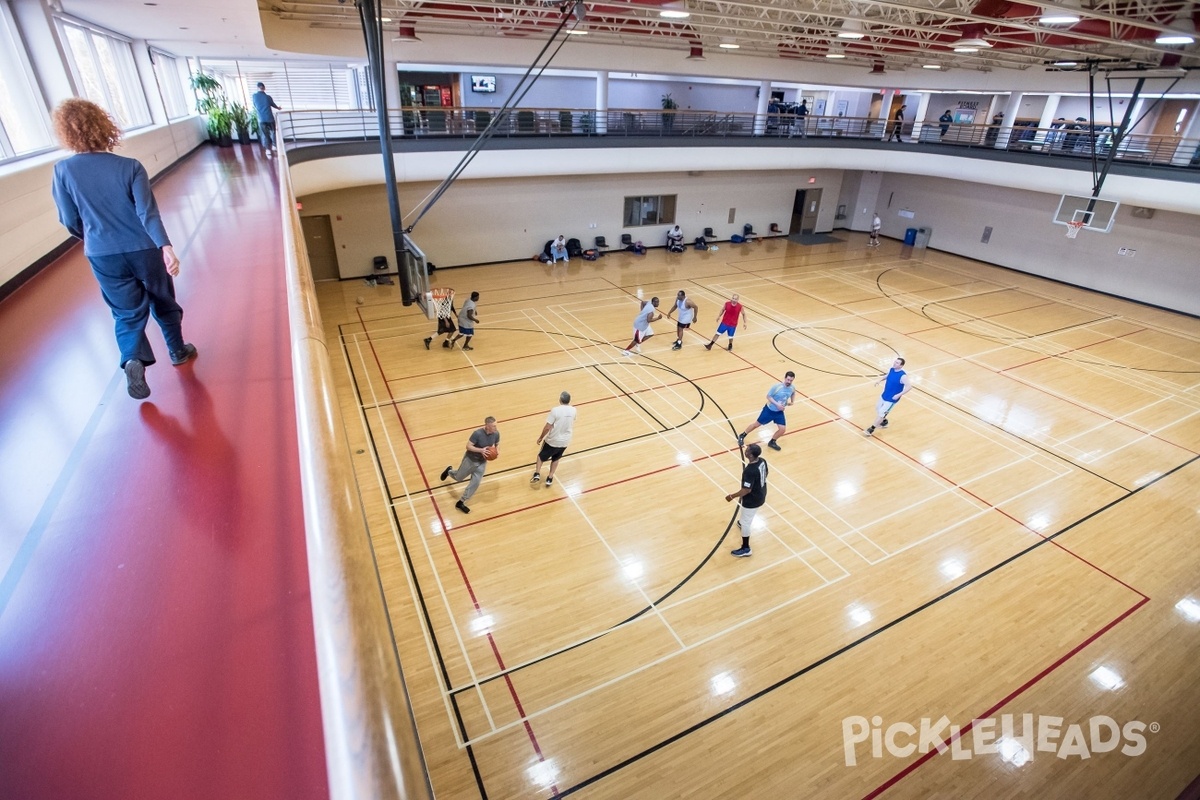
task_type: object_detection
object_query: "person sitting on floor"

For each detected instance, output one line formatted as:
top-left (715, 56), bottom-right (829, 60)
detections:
top-left (666, 225), bottom-right (685, 253)
top-left (550, 235), bottom-right (569, 263)
top-left (627, 239), bottom-right (646, 255)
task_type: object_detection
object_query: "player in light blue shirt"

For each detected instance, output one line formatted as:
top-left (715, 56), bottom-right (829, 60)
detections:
top-left (738, 371), bottom-right (796, 452)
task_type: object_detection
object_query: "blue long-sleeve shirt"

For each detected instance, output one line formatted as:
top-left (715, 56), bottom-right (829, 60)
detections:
top-left (52, 152), bottom-right (171, 257)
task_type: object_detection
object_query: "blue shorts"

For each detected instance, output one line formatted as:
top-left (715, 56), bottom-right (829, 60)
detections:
top-left (757, 406), bottom-right (786, 427)
top-left (459, 325), bottom-right (475, 336)
top-left (717, 322), bottom-right (737, 336)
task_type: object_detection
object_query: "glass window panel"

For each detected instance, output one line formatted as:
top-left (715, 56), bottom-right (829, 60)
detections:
top-left (0, 0), bottom-right (51, 158)
top-left (59, 21), bottom-right (150, 129)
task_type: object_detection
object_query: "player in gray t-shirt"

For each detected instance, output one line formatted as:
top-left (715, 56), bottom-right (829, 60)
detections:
top-left (447, 291), bottom-right (480, 351)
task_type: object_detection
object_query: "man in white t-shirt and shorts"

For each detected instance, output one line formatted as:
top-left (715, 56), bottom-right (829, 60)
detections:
top-left (531, 391), bottom-right (577, 487)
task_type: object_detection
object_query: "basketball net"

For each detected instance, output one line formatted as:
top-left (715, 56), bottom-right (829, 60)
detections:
top-left (1065, 221), bottom-right (1084, 239)
top-left (430, 288), bottom-right (455, 319)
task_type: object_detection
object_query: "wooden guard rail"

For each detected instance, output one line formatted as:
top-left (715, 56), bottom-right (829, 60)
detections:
top-left (278, 157), bottom-right (433, 800)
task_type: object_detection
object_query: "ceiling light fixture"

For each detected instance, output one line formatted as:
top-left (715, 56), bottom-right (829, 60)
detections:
top-left (392, 26), bottom-right (421, 42)
top-left (1039, 0), bottom-right (1081, 25)
top-left (825, 45), bottom-right (846, 59)
top-left (951, 37), bottom-right (991, 53)
top-left (718, 38), bottom-right (740, 49)
top-left (1156, 19), bottom-right (1195, 44)
top-left (837, 17), bottom-right (866, 40)
top-left (922, 63), bottom-right (943, 69)
top-left (567, 23), bottom-right (589, 35)
top-left (660, 2), bottom-right (691, 19)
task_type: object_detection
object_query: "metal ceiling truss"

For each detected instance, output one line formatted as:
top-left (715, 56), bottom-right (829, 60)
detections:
top-left (261, 0), bottom-right (1200, 72)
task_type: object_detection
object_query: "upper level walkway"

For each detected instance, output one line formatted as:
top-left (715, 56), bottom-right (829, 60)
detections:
top-left (0, 146), bottom-right (328, 800)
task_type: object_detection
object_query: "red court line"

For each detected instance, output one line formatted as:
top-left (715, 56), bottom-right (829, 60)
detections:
top-left (422, 418), bottom-right (840, 530)
top-left (863, 597), bottom-right (1149, 799)
top-left (742, 262), bottom-right (1197, 455)
top-left (868, 435), bottom-right (1149, 600)
top-left (1000, 326), bottom-right (1149, 372)
top-left (407, 365), bottom-right (758, 442)
top-left (353, 308), bottom-right (555, 789)
top-left (906, 299), bottom-right (1059, 335)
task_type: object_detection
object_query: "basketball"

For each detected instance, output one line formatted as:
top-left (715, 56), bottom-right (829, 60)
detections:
top-left (483, 446), bottom-right (498, 461)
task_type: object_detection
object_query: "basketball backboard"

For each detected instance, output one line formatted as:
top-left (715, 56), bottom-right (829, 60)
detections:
top-left (1053, 194), bottom-right (1120, 233)
top-left (401, 232), bottom-right (431, 314)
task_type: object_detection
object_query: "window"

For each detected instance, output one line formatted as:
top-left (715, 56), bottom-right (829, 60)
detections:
top-left (58, 18), bottom-right (151, 128)
top-left (624, 195), bottom-right (677, 227)
top-left (198, 59), bottom-right (361, 110)
top-left (152, 50), bottom-right (193, 120)
top-left (0, 0), bottom-right (52, 159)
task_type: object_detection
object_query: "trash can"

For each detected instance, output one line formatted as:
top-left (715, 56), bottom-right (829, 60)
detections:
top-left (904, 227), bottom-right (918, 246)
top-left (915, 226), bottom-right (932, 249)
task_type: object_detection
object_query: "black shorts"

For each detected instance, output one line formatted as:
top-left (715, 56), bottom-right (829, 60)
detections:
top-left (537, 443), bottom-right (567, 462)
top-left (437, 317), bottom-right (457, 335)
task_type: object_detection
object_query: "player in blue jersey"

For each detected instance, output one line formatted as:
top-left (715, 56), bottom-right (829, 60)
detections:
top-left (737, 371), bottom-right (796, 452)
top-left (865, 357), bottom-right (911, 436)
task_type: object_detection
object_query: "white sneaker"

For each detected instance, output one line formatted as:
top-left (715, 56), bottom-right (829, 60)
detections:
top-left (634, 345), bottom-right (641, 354)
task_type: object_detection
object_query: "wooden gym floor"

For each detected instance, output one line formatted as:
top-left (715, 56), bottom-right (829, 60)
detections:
top-left (316, 236), bottom-right (1200, 799)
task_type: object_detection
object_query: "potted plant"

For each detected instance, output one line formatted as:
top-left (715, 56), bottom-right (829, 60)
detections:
top-left (661, 93), bottom-right (678, 134)
top-left (230, 103), bottom-right (255, 145)
top-left (190, 72), bottom-right (233, 146)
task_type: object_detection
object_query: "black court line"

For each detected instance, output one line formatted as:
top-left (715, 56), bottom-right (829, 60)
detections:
top-left (552, 455), bottom-right (1193, 797)
top-left (880, 268), bottom-right (1200, 375)
top-left (341, 332), bottom-right (490, 798)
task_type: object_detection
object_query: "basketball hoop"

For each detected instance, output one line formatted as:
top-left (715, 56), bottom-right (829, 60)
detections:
top-left (430, 288), bottom-right (455, 320)
top-left (1065, 221), bottom-right (1084, 239)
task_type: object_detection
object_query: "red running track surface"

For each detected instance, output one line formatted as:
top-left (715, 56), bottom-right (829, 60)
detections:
top-left (0, 146), bottom-right (328, 800)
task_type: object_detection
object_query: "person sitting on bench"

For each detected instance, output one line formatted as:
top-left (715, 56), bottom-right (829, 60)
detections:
top-left (550, 235), bottom-right (569, 263)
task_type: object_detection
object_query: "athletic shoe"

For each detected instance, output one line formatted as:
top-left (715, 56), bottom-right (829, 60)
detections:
top-left (671, 341), bottom-right (682, 351)
top-left (447, 340), bottom-right (457, 350)
top-left (864, 426), bottom-right (875, 436)
top-left (424, 337), bottom-right (432, 349)
top-left (730, 547), bottom-right (752, 558)
top-left (442, 340), bottom-right (451, 348)
top-left (633, 345), bottom-right (641, 354)
top-left (124, 359), bottom-right (150, 399)
top-left (169, 343), bottom-right (197, 366)
top-left (727, 342), bottom-right (733, 351)
top-left (462, 345), bottom-right (474, 351)
top-left (737, 433), bottom-right (746, 447)
top-left (530, 473), bottom-right (541, 483)
top-left (704, 342), bottom-right (713, 351)
top-left (622, 350), bottom-right (633, 357)
top-left (440, 466), bottom-right (453, 481)
top-left (880, 418), bottom-right (889, 428)
top-left (768, 439), bottom-right (782, 451)
top-left (456, 500), bottom-right (470, 514)
top-left (545, 477), bottom-right (553, 487)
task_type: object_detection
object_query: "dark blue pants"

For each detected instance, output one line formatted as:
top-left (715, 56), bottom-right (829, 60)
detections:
top-left (88, 248), bottom-right (185, 368)
top-left (259, 121), bottom-right (276, 149)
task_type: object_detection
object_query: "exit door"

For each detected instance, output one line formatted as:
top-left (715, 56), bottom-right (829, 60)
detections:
top-left (300, 215), bottom-right (340, 281)
top-left (790, 188), bottom-right (822, 236)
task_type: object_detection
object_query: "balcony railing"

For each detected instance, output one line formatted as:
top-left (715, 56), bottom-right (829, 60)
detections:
top-left (278, 107), bottom-right (1200, 170)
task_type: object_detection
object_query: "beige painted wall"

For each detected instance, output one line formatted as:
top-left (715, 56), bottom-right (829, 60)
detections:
top-left (0, 116), bottom-right (208, 287)
top-left (297, 168), bottom-right (845, 278)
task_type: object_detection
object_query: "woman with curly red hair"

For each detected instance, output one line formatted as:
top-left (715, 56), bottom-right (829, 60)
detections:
top-left (51, 98), bottom-right (195, 399)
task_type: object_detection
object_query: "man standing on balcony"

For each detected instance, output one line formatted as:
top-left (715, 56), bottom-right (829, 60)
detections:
top-left (889, 104), bottom-right (906, 142)
top-left (252, 82), bottom-right (282, 155)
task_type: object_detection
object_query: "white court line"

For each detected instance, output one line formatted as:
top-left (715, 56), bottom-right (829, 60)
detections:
top-left (341, 333), bottom-right (497, 745)
top-left (548, 295), bottom-right (907, 566)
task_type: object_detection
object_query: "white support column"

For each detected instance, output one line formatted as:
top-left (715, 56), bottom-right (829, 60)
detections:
top-left (877, 88), bottom-right (896, 139)
top-left (134, 40), bottom-right (168, 126)
top-left (595, 70), bottom-right (608, 135)
top-left (1034, 93), bottom-right (1061, 148)
top-left (1171, 100), bottom-right (1200, 165)
top-left (994, 92), bottom-right (1023, 149)
top-left (912, 91), bottom-right (931, 142)
top-left (753, 80), bottom-right (769, 136)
